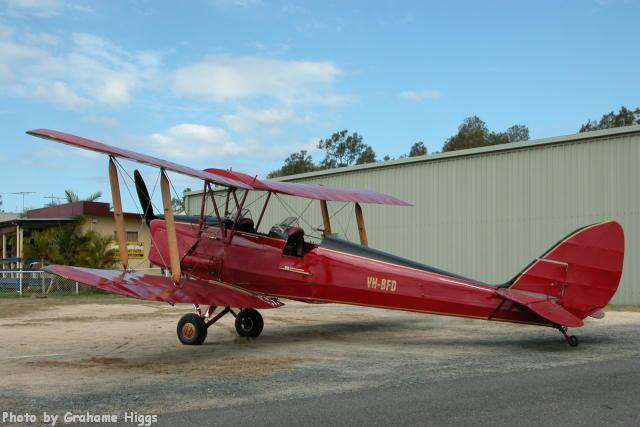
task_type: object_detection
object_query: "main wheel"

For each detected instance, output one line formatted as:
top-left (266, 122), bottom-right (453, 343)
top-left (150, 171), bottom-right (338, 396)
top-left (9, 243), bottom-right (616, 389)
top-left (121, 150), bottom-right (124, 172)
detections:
top-left (177, 313), bottom-right (207, 345)
top-left (568, 335), bottom-right (579, 347)
top-left (235, 309), bottom-right (264, 338)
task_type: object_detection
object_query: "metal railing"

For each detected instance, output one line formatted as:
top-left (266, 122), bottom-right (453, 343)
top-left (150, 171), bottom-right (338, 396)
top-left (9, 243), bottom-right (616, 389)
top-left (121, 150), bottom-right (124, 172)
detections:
top-left (0, 270), bottom-right (82, 296)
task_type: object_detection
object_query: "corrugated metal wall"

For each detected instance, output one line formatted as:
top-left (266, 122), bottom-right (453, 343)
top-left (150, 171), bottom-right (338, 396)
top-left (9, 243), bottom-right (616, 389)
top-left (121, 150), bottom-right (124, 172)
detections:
top-left (185, 126), bottom-right (640, 305)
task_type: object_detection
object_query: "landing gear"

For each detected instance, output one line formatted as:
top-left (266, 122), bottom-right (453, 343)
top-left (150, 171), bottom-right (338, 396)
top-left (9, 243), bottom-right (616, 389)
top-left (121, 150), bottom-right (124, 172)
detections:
top-left (557, 326), bottom-right (579, 347)
top-left (176, 305), bottom-right (264, 345)
top-left (235, 308), bottom-right (264, 338)
top-left (177, 313), bottom-right (207, 345)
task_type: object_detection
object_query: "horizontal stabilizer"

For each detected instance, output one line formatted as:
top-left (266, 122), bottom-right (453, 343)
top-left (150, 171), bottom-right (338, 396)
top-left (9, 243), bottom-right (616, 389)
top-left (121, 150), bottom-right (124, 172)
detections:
top-left (497, 288), bottom-right (583, 327)
top-left (45, 265), bottom-right (283, 309)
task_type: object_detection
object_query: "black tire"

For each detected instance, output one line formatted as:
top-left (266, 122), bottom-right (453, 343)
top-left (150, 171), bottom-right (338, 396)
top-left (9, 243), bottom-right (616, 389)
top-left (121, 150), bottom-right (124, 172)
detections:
top-left (177, 313), bottom-right (207, 345)
top-left (235, 309), bottom-right (264, 338)
top-left (568, 335), bottom-right (579, 347)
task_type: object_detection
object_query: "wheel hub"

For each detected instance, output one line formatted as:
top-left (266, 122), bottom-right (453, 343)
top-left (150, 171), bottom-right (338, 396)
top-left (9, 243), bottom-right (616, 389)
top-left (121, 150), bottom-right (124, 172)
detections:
top-left (241, 317), bottom-right (253, 331)
top-left (182, 323), bottom-right (195, 338)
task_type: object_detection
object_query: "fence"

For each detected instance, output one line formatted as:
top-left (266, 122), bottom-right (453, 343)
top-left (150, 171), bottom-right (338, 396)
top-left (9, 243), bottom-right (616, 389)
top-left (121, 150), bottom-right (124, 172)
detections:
top-left (0, 268), bottom-right (164, 297)
top-left (0, 270), bottom-right (83, 297)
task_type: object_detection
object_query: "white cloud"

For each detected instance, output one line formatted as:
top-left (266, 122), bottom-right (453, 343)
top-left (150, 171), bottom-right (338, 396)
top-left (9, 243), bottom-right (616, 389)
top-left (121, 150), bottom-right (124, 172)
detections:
top-left (142, 124), bottom-right (246, 161)
top-left (32, 81), bottom-right (90, 109)
top-left (24, 31), bottom-right (59, 46)
top-left (0, 28), bottom-right (162, 110)
top-left (221, 106), bottom-right (298, 133)
top-left (84, 114), bottom-right (118, 127)
top-left (135, 123), bottom-right (321, 169)
top-left (3, 0), bottom-right (91, 17)
top-left (398, 89), bottom-right (443, 102)
top-left (172, 55), bottom-right (343, 104)
top-left (4, 0), bottom-right (62, 15)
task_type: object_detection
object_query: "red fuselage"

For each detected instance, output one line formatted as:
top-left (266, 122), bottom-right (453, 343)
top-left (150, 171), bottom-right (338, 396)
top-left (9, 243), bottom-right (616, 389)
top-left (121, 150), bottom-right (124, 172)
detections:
top-left (148, 220), bottom-right (550, 327)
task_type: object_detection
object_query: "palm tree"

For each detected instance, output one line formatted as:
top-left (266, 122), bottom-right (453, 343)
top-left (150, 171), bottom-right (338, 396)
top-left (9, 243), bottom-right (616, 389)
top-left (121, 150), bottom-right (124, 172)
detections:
top-left (79, 231), bottom-right (118, 269)
top-left (64, 190), bottom-right (102, 203)
top-left (22, 229), bottom-right (54, 267)
top-left (24, 223), bottom-right (118, 269)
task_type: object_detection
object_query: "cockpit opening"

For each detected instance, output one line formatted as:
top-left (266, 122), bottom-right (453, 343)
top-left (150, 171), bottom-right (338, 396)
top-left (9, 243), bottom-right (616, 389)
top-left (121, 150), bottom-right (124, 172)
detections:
top-left (268, 217), bottom-right (306, 257)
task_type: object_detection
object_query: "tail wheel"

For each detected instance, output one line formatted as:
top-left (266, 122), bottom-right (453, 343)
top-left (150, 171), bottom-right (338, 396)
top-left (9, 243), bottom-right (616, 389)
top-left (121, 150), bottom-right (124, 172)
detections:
top-left (177, 313), bottom-right (207, 345)
top-left (235, 309), bottom-right (264, 338)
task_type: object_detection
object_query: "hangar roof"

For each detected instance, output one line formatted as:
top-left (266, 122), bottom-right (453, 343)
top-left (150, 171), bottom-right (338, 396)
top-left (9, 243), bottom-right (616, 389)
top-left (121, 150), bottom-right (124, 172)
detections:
top-left (273, 125), bottom-right (640, 181)
top-left (184, 125), bottom-right (640, 199)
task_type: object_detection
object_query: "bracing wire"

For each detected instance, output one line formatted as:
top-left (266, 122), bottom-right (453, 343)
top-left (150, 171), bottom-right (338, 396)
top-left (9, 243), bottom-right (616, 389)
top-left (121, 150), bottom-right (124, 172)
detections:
top-left (113, 159), bottom-right (169, 271)
top-left (274, 194), bottom-right (319, 236)
top-left (312, 201), bottom-right (351, 232)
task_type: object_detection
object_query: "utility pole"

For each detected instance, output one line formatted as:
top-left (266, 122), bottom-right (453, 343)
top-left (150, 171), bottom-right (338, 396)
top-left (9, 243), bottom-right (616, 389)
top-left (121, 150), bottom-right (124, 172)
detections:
top-left (11, 192), bottom-right (35, 212)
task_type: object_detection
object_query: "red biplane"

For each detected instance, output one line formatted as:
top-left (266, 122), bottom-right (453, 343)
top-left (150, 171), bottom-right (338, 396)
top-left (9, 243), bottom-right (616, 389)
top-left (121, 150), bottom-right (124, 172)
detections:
top-left (27, 129), bottom-right (624, 347)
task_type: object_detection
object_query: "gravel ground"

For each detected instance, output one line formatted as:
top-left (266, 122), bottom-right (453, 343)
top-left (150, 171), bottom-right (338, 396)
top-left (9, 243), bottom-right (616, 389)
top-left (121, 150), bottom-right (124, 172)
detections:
top-left (1, 296), bottom-right (639, 425)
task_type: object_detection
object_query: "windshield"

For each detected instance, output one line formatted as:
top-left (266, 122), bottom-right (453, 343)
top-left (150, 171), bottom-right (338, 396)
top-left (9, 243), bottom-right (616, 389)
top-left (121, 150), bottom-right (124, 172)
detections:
top-left (279, 216), bottom-right (299, 228)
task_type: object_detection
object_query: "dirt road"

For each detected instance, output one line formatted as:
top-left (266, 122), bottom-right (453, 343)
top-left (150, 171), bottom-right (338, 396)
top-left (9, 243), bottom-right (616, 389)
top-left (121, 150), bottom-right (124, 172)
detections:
top-left (1, 296), bottom-right (639, 421)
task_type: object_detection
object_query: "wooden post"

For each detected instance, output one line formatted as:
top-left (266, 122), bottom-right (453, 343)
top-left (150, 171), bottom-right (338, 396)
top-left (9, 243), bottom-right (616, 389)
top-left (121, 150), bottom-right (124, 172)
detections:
top-left (160, 169), bottom-right (182, 283)
top-left (108, 157), bottom-right (129, 270)
top-left (320, 200), bottom-right (332, 236)
top-left (16, 225), bottom-right (22, 269)
top-left (2, 234), bottom-right (6, 259)
top-left (354, 202), bottom-right (368, 247)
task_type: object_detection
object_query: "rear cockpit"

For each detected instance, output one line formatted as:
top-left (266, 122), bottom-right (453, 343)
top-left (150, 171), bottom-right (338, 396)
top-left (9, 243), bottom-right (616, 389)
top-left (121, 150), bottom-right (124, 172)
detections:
top-left (267, 217), bottom-right (307, 257)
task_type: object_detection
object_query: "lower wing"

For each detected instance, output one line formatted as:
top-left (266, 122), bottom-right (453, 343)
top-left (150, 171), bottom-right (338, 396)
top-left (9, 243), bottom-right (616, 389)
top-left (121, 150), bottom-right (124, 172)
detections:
top-left (45, 265), bottom-right (283, 309)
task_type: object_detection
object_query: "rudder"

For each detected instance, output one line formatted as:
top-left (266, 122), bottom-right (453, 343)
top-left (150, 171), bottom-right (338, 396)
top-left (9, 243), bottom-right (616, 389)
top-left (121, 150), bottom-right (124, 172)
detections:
top-left (508, 221), bottom-right (624, 322)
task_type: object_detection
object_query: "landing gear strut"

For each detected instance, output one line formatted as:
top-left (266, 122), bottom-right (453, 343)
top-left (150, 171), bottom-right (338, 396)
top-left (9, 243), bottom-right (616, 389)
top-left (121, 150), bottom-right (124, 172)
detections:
top-left (557, 326), bottom-right (579, 347)
top-left (176, 305), bottom-right (264, 345)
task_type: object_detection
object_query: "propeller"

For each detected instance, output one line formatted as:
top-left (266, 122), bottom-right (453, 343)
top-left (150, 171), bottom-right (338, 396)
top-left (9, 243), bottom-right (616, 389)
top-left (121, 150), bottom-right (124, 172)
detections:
top-left (134, 170), bottom-right (157, 226)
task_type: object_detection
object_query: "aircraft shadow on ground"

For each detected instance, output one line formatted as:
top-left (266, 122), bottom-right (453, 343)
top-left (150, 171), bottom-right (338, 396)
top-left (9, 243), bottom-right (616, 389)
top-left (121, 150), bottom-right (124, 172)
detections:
top-left (199, 319), bottom-right (627, 353)
top-left (201, 318), bottom-right (414, 346)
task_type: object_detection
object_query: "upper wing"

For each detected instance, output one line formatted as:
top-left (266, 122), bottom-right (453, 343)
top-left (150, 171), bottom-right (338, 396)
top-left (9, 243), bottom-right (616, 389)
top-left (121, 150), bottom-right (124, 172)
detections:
top-left (204, 168), bottom-right (412, 206)
top-left (27, 129), bottom-right (252, 189)
top-left (45, 265), bottom-right (283, 309)
top-left (26, 128), bottom-right (411, 205)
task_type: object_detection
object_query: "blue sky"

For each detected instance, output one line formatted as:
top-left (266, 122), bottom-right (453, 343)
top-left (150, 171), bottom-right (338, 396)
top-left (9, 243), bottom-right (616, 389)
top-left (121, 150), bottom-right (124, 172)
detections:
top-left (0, 0), bottom-right (638, 212)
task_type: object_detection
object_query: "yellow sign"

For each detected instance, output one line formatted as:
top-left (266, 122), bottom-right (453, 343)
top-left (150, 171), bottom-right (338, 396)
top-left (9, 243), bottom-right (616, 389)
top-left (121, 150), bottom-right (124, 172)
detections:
top-left (126, 241), bottom-right (145, 259)
top-left (111, 241), bottom-right (145, 259)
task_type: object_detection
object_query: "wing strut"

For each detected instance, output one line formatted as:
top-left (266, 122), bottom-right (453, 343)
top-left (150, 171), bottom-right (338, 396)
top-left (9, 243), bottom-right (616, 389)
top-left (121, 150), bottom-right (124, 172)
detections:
top-left (320, 200), bottom-right (332, 236)
top-left (355, 202), bottom-right (368, 247)
top-left (108, 157), bottom-right (128, 270)
top-left (160, 169), bottom-right (181, 283)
